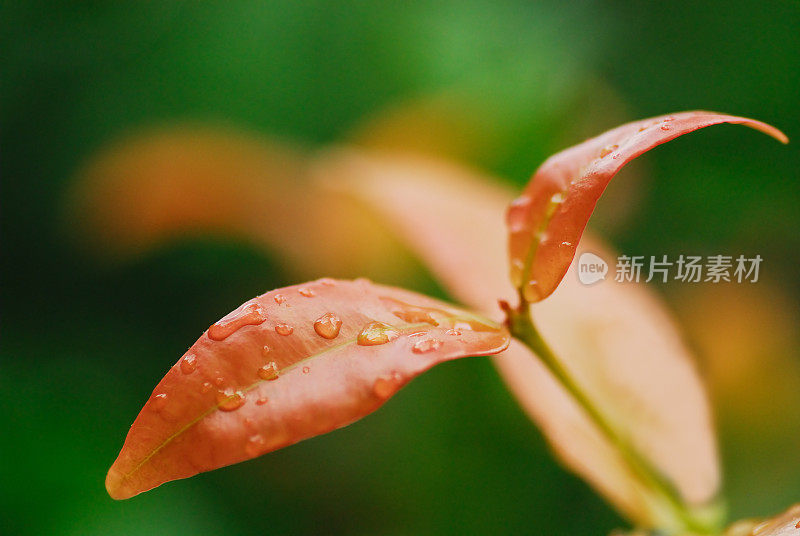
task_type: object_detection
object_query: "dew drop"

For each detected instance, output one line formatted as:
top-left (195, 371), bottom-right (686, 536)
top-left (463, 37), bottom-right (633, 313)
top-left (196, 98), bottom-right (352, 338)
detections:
top-left (201, 382), bottom-right (213, 393)
top-left (245, 434), bottom-right (266, 457)
top-left (302, 366), bottom-right (310, 374)
top-left (357, 321), bottom-right (400, 346)
top-left (599, 144), bottom-right (619, 158)
top-left (445, 329), bottom-right (462, 337)
top-left (275, 323), bottom-right (294, 336)
top-left (208, 302), bottom-right (267, 341)
top-left (660, 123), bottom-right (671, 131)
top-left (256, 397), bottom-right (269, 405)
top-left (214, 376), bottom-right (225, 387)
top-left (561, 241), bottom-right (573, 247)
top-left (412, 338), bottom-right (443, 354)
top-left (216, 389), bottom-right (246, 411)
top-left (258, 362), bottom-right (279, 381)
top-left (150, 393), bottom-right (168, 411)
top-left (373, 377), bottom-right (395, 398)
top-left (550, 192), bottom-right (565, 204)
top-left (373, 372), bottom-right (402, 399)
top-left (274, 294), bottom-right (287, 304)
top-left (506, 196), bottom-right (532, 233)
top-left (319, 278), bottom-right (336, 286)
top-left (408, 331), bottom-right (427, 338)
top-left (313, 312), bottom-right (342, 339)
top-left (261, 345), bottom-right (271, 356)
top-left (383, 298), bottom-right (440, 326)
top-left (298, 287), bottom-right (315, 297)
top-left (180, 354), bottom-right (197, 374)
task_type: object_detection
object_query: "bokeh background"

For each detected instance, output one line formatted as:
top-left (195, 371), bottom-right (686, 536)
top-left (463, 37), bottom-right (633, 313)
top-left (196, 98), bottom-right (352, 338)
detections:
top-left (2, 2), bottom-right (799, 535)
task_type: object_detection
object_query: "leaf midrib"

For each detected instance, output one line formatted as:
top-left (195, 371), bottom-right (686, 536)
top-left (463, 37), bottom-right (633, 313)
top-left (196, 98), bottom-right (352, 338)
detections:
top-left (121, 316), bottom-right (493, 482)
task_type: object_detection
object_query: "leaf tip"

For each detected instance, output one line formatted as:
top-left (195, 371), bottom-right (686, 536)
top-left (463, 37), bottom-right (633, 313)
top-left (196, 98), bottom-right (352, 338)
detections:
top-left (739, 116), bottom-right (789, 144)
top-left (105, 464), bottom-right (134, 500)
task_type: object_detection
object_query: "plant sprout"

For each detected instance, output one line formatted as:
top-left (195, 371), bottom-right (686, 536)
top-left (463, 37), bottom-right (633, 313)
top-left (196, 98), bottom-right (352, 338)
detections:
top-left (105, 111), bottom-right (793, 536)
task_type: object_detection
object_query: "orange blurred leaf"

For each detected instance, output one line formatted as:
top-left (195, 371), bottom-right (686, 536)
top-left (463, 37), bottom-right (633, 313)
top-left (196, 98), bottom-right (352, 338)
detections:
top-left (106, 278), bottom-right (509, 499)
top-left (507, 111), bottom-right (787, 302)
top-left (65, 126), bottom-right (416, 280)
top-left (319, 150), bottom-right (720, 527)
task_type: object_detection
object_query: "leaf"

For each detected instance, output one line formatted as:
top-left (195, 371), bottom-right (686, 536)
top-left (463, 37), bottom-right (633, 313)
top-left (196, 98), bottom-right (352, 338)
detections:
top-left (723, 504), bottom-right (800, 536)
top-left (319, 150), bottom-right (719, 527)
top-left (64, 126), bottom-right (418, 281)
top-left (507, 111), bottom-right (788, 302)
top-left (106, 278), bottom-right (509, 500)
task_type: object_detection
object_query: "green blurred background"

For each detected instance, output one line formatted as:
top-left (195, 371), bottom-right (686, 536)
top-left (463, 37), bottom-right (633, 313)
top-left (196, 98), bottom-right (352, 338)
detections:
top-left (2, 1), bottom-right (799, 535)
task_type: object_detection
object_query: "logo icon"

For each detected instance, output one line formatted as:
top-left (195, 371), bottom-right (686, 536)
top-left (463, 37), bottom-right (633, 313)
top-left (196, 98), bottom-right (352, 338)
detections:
top-left (577, 252), bottom-right (608, 285)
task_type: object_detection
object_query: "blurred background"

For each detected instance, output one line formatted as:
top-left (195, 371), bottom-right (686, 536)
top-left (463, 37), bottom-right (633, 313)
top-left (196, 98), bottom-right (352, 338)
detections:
top-left (1, 1), bottom-right (798, 534)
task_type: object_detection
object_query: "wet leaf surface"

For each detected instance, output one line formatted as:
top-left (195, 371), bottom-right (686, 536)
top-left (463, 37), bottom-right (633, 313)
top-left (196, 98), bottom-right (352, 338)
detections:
top-left (507, 111), bottom-right (787, 302)
top-left (106, 278), bottom-right (509, 499)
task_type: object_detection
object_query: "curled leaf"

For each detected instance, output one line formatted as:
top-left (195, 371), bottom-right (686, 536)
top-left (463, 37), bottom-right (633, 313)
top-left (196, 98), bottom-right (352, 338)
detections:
top-left (319, 150), bottom-right (720, 527)
top-left (507, 111), bottom-right (788, 302)
top-left (106, 278), bottom-right (509, 499)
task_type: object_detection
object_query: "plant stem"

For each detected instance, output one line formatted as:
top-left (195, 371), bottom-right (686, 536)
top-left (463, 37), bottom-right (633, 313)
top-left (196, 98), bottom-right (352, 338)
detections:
top-left (504, 295), bottom-right (722, 535)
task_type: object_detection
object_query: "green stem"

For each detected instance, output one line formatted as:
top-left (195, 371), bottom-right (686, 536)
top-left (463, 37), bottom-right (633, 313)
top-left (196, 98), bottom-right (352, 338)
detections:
top-left (504, 296), bottom-right (722, 535)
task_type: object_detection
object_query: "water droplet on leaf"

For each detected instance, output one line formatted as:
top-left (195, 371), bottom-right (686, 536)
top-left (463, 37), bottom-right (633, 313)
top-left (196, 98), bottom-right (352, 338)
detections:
top-left (274, 294), bottom-right (287, 304)
top-left (412, 338), bottom-right (443, 354)
top-left (180, 354), bottom-right (197, 374)
top-left (373, 374), bottom-right (401, 399)
top-left (208, 303), bottom-right (267, 341)
top-left (150, 393), bottom-right (168, 411)
top-left (314, 312), bottom-right (342, 339)
top-left (245, 434), bottom-right (266, 457)
top-left (383, 298), bottom-right (441, 325)
top-left (298, 287), bottom-right (315, 297)
top-left (506, 196), bottom-right (532, 233)
top-left (275, 323), bottom-right (294, 336)
top-left (302, 366), bottom-right (310, 374)
top-left (258, 362), bottom-right (279, 381)
top-left (599, 144), bottom-right (619, 158)
top-left (256, 397), bottom-right (269, 405)
top-left (357, 321), bottom-right (400, 346)
top-left (216, 389), bottom-right (246, 411)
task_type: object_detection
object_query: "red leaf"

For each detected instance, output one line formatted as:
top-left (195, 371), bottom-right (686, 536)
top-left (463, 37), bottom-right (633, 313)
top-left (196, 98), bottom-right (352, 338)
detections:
top-left (507, 111), bottom-right (788, 302)
top-left (106, 278), bottom-right (509, 499)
